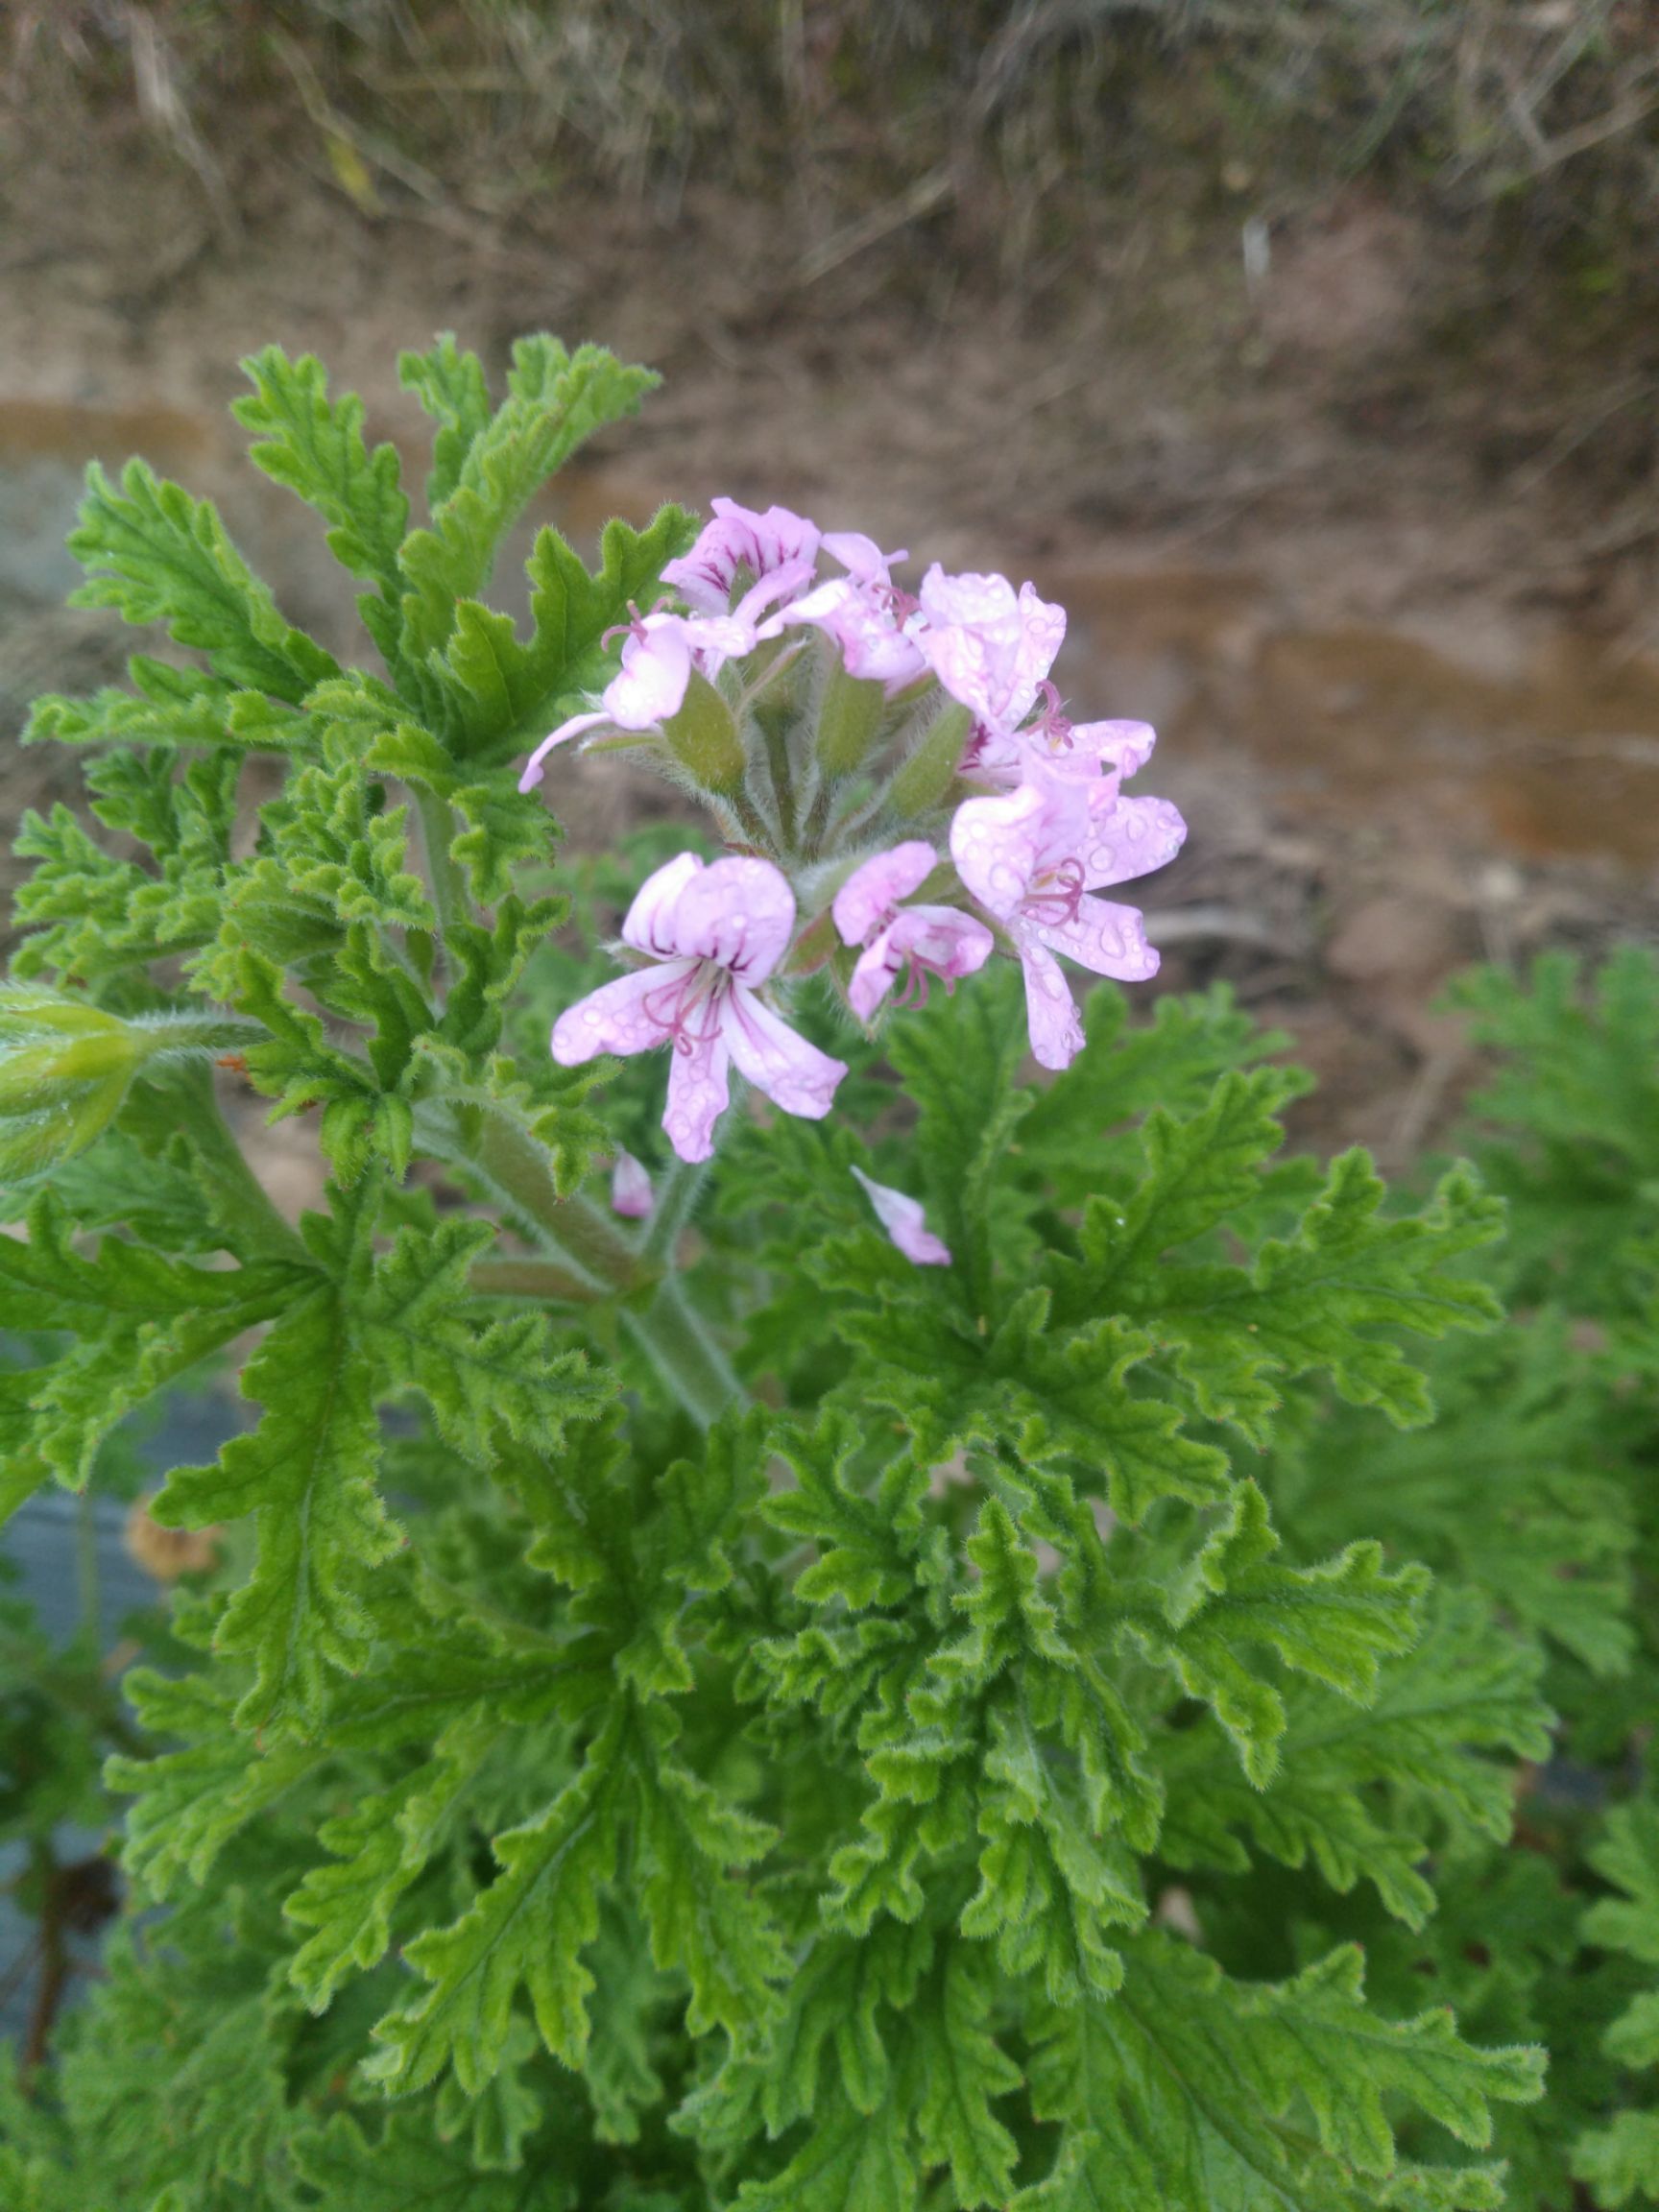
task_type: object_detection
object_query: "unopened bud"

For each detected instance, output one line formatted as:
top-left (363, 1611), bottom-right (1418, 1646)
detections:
top-left (815, 665), bottom-right (887, 778)
top-left (663, 671), bottom-right (746, 795)
top-left (0, 989), bottom-right (144, 1181)
top-left (0, 991), bottom-right (262, 1184)
top-left (890, 702), bottom-right (973, 818)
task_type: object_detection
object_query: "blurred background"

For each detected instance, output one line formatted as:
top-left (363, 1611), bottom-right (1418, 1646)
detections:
top-left (4, 0), bottom-right (1659, 1166)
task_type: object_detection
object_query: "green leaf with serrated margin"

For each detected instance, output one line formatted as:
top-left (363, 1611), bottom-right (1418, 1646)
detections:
top-left (68, 459), bottom-right (337, 701)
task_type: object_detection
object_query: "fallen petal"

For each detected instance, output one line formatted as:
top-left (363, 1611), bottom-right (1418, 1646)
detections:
top-left (851, 1165), bottom-right (951, 1266)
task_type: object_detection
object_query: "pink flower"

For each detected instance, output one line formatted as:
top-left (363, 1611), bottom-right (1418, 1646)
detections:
top-left (967, 696), bottom-right (1159, 788)
top-left (831, 840), bottom-right (994, 1022)
top-left (611, 1149), bottom-right (654, 1219)
top-left (950, 776), bottom-right (1187, 1070)
top-left (915, 567), bottom-right (1067, 733)
top-left (661, 497), bottom-right (821, 615)
top-left (551, 853), bottom-right (847, 1163)
top-left (852, 1166), bottom-right (951, 1267)
top-left (781, 576), bottom-right (928, 694)
top-left (519, 583), bottom-right (782, 793)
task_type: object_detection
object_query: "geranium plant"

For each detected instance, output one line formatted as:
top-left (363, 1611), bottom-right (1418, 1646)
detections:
top-left (0, 337), bottom-right (1555, 2209)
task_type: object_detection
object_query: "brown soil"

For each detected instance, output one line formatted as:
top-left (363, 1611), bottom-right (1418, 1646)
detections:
top-left (4, 108), bottom-right (1658, 1176)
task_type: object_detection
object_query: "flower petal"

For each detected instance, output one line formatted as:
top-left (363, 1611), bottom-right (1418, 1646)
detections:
top-left (1017, 937), bottom-right (1084, 1070)
top-left (552, 962), bottom-right (690, 1065)
top-left (621, 854), bottom-right (709, 959)
top-left (917, 566), bottom-right (1065, 726)
top-left (519, 711), bottom-right (611, 791)
top-left (781, 578), bottom-right (926, 691)
top-left (1077, 791), bottom-right (1187, 891)
top-left (611, 1149), bottom-right (655, 1218)
top-left (892, 904), bottom-right (996, 981)
top-left (604, 620), bottom-right (693, 728)
top-left (723, 989), bottom-right (847, 1120)
top-left (848, 927), bottom-right (902, 1021)
top-left (832, 841), bottom-right (939, 946)
top-left (657, 855), bottom-right (798, 983)
top-left (1067, 718), bottom-right (1158, 777)
top-left (1043, 896), bottom-right (1160, 983)
top-left (950, 782), bottom-right (1048, 922)
top-left (661, 499), bottom-right (822, 614)
top-left (823, 530), bottom-right (905, 584)
top-left (851, 1166), bottom-right (951, 1266)
top-left (1009, 582), bottom-right (1068, 725)
top-left (663, 1026), bottom-right (733, 1163)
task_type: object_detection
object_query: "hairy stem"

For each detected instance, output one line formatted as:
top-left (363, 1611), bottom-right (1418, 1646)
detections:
top-left (623, 1275), bottom-right (742, 1429)
top-left (413, 782), bottom-right (470, 945)
top-left (421, 1096), bottom-right (743, 1425)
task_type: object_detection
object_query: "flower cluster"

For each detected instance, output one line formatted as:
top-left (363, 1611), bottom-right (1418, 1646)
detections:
top-left (527, 499), bottom-right (1187, 1236)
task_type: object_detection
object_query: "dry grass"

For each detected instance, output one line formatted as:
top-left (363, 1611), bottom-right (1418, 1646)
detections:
top-left (6, 2), bottom-right (1658, 295)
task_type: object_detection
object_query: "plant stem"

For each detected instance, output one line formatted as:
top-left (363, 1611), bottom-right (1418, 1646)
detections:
top-left (641, 1152), bottom-right (713, 1264)
top-left (422, 1096), bottom-right (744, 1426)
top-left (414, 783), bottom-right (469, 944)
top-left (622, 1275), bottom-right (742, 1428)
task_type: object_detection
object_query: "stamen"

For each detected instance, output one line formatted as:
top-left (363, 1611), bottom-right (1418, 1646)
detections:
top-left (1021, 854), bottom-right (1086, 927)
top-left (1029, 680), bottom-right (1074, 752)
top-left (599, 601), bottom-right (652, 653)
top-left (643, 965), bottom-right (729, 1053)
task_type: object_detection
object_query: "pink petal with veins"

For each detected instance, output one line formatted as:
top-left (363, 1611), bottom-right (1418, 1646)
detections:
top-left (851, 1166), bottom-right (951, 1266)
top-left (781, 577), bottom-right (926, 691)
top-left (659, 856), bottom-right (797, 982)
top-left (664, 1025), bottom-right (733, 1163)
top-left (661, 499), bottom-right (822, 613)
top-left (848, 908), bottom-right (993, 1021)
top-left (620, 853), bottom-right (707, 959)
top-left (724, 990), bottom-right (846, 1119)
top-left (551, 961), bottom-right (694, 1065)
top-left (832, 841), bottom-right (938, 946)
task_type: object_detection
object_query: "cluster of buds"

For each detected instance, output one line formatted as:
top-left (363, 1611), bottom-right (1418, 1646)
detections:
top-left (520, 500), bottom-right (1187, 1252)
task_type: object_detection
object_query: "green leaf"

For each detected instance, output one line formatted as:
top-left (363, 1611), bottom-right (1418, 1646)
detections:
top-left (367, 1705), bottom-right (631, 2092)
top-left (397, 339), bottom-right (660, 668)
top-left (108, 1668), bottom-right (328, 1896)
top-left (398, 330), bottom-right (494, 511)
top-left (430, 503), bottom-right (697, 763)
top-left (361, 1216), bottom-right (611, 1465)
top-left (292, 2108), bottom-right (574, 2211)
top-left (1159, 1589), bottom-right (1553, 1926)
top-left (0, 1191), bottom-right (305, 1501)
top-left (1022, 1932), bottom-right (1544, 2209)
top-left (843, 1290), bottom-right (1232, 1525)
top-left (1575, 1800), bottom-right (1659, 2204)
top-left (1125, 1479), bottom-right (1428, 1785)
top-left (1046, 1080), bottom-right (1504, 1442)
top-left (233, 346), bottom-right (409, 595)
top-left (68, 459), bottom-right (338, 701)
top-left (151, 1191), bottom-right (398, 1732)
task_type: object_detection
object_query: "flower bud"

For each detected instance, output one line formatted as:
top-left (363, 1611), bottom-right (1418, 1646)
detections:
top-left (890, 702), bottom-right (973, 818)
top-left (0, 989), bottom-right (146, 1181)
top-left (815, 664), bottom-right (887, 778)
top-left (663, 671), bottom-right (747, 796)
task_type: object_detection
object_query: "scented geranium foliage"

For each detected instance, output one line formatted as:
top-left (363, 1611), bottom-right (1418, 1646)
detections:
top-left (0, 339), bottom-right (1552, 2211)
